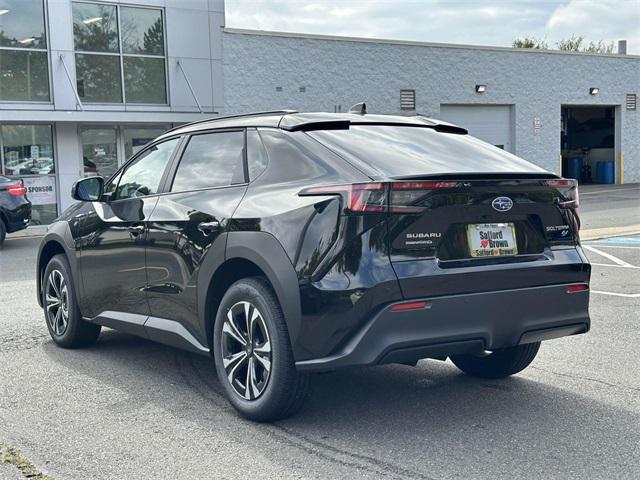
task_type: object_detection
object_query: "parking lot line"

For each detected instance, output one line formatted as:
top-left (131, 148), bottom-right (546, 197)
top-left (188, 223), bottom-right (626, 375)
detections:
top-left (583, 245), bottom-right (633, 267)
top-left (590, 263), bottom-right (640, 269)
top-left (591, 290), bottom-right (640, 298)
top-left (586, 245), bottom-right (640, 250)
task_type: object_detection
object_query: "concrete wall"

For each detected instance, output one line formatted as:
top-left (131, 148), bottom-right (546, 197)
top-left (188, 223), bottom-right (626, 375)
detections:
top-left (222, 30), bottom-right (640, 182)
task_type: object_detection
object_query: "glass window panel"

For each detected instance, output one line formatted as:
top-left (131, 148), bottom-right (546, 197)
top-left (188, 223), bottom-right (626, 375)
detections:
top-left (123, 57), bottom-right (166, 104)
top-left (120, 7), bottom-right (164, 56)
top-left (247, 130), bottom-right (269, 181)
top-left (81, 128), bottom-right (118, 178)
top-left (75, 54), bottom-right (122, 103)
top-left (0, 0), bottom-right (47, 49)
top-left (0, 124), bottom-right (57, 225)
top-left (123, 126), bottom-right (169, 159)
top-left (0, 50), bottom-right (49, 101)
top-left (72, 2), bottom-right (119, 53)
top-left (172, 132), bottom-right (245, 192)
top-left (1, 124), bottom-right (54, 175)
top-left (115, 138), bottom-right (178, 200)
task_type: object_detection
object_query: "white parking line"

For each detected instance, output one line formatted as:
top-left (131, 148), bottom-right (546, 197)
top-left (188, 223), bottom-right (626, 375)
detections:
top-left (590, 263), bottom-right (640, 269)
top-left (591, 290), bottom-right (640, 298)
top-left (585, 245), bottom-right (640, 250)
top-left (583, 245), bottom-right (633, 267)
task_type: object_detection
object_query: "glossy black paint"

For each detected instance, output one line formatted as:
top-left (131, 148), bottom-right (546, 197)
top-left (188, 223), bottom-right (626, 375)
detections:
top-left (36, 111), bottom-right (591, 370)
top-left (0, 176), bottom-right (31, 234)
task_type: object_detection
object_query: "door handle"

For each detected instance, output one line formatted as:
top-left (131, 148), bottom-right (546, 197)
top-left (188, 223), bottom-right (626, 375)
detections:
top-left (128, 225), bottom-right (145, 238)
top-left (198, 221), bottom-right (220, 235)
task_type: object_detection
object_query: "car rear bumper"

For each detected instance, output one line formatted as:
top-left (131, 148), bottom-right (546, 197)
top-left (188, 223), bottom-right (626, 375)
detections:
top-left (295, 283), bottom-right (590, 372)
top-left (3, 203), bottom-right (31, 233)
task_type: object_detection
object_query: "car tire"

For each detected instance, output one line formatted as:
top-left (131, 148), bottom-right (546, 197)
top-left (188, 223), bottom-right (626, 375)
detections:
top-left (213, 276), bottom-right (310, 421)
top-left (450, 341), bottom-right (541, 379)
top-left (42, 254), bottom-right (101, 348)
top-left (0, 219), bottom-right (6, 247)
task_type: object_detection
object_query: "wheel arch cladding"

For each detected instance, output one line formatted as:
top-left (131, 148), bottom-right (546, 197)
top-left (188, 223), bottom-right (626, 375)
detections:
top-left (197, 231), bottom-right (302, 350)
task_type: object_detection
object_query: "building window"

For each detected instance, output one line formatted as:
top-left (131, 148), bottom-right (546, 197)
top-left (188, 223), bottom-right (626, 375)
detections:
top-left (400, 89), bottom-right (416, 111)
top-left (0, 0), bottom-right (50, 102)
top-left (72, 1), bottom-right (167, 104)
top-left (0, 124), bottom-right (57, 224)
top-left (81, 127), bottom-right (118, 178)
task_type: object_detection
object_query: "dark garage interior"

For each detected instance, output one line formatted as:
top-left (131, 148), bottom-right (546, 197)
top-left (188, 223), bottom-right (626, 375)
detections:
top-left (561, 106), bottom-right (617, 184)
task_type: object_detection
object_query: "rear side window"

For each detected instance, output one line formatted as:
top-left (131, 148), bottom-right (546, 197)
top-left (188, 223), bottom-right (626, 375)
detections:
top-left (171, 131), bottom-right (245, 192)
top-left (308, 126), bottom-right (547, 177)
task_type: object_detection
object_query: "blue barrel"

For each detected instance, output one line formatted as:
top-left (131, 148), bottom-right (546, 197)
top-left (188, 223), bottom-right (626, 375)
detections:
top-left (601, 160), bottom-right (615, 184)
top-left (596, 161), bottom-right (605, 183)
top-left (568, 157), bottom-right (583, 181)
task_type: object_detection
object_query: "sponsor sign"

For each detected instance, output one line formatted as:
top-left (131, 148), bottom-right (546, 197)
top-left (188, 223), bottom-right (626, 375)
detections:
top-left (22, 176), bottom-right (57, 206)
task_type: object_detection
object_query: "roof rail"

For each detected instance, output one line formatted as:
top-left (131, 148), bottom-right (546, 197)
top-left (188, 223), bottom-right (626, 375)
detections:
top-left (163, 110), bottom-right (298, 134)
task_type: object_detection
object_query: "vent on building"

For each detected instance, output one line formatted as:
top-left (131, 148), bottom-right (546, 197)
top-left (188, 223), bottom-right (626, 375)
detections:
top-left (275, 86), bottom-right (282, 92)
top-left (299, 86), bottom-right (306, 93)
top-left (626, 93), bottom-right (637, 111)
top-left (400, 89), bottom-right (416, 110)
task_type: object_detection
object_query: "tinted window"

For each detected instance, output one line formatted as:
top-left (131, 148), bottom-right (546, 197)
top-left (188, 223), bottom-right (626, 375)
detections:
top-left (171, 131), bottom-right (245, 192)
top-left (114, 138), bottom-right (178, 200)
top-left (247, 129), bottom-right (269, 181)
top-left (308, 126), bottom-right (547, 177)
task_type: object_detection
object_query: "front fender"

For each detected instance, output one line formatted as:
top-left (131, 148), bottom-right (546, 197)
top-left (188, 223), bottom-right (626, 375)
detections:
top-left (36, 221), bottom-right (79, 307)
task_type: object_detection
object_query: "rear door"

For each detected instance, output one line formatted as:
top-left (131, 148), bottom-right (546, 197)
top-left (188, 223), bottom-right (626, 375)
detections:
top-left (146, 129), bottom-right (248, 344)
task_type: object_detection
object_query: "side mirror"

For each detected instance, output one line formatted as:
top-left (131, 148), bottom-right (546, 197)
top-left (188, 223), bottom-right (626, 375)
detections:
top-left (71, 176), bottom-right (104, 202)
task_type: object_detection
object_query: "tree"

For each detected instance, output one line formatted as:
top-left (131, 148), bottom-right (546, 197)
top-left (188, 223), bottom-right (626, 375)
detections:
top-left (513, 35), bottom-right (616, 54)
top-left (512, 37), bottom-right (548, 49)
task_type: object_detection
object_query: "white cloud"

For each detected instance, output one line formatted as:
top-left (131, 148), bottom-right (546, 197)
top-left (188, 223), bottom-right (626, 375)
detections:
top-left (226, 0), bottom-right (640, 53)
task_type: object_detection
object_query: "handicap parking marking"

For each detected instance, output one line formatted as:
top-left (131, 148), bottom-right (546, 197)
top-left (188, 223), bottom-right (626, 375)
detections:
top-left (587, 235), bottom-right (640, 245)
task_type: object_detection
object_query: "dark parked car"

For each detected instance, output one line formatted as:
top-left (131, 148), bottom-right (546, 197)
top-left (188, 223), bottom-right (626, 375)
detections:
top-left (36, 111), bottom-right (590, 421)
top-left (0, 176), bottom-right (31, 246)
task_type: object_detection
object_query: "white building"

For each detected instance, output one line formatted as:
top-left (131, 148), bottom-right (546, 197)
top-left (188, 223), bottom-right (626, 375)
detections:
top-left (0, 0), bottom-right (638, 225)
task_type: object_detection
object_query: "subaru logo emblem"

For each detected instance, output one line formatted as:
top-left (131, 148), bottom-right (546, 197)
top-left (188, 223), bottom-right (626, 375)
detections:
top-left (492, 196), bottom-right (513, 212)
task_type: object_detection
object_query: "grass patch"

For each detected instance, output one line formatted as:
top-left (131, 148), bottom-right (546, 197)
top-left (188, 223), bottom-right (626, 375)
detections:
top-left (1, 443), bottom-right (53, 479)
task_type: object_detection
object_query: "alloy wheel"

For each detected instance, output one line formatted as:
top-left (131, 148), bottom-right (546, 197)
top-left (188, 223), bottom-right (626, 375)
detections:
top-left (45, 269), bottom-right (69, 336)
top-left (221, 301), bottom-right (272, 400)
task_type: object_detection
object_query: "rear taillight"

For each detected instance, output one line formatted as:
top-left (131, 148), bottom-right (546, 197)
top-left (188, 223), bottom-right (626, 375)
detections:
top-left (543, 179), bottom-right (579, 209)
top-left (7, 184), bottom-right (26, 197)
top-left (300, 183), bottom-right (386, 213)
top-left (300, 181), bottom-right (460, 214)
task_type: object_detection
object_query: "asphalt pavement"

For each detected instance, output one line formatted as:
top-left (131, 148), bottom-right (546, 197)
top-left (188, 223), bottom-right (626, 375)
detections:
top-left (1, 186), bottom-right (639, 479)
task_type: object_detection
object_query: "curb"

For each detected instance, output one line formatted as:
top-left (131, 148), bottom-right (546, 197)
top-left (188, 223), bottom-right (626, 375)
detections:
top-left (580, 224), bottom-right (640, 241)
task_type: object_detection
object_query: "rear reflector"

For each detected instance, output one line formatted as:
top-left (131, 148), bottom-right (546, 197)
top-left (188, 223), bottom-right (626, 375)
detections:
top-left (566, 284), bottom-right (589, 293)
top-left (543, 179), bottom-right (579, 209)
top-left (7, 184), bottom-right (26, 196)
top-left (390, 301), bottom-right (430, 312)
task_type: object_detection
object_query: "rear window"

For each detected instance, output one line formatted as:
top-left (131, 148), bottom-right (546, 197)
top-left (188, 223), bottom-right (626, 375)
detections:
top-left (308, 126), bottom-right (547, 177)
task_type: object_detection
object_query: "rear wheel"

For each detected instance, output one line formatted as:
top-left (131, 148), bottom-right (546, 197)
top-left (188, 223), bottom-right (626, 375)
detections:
top-left (43, 255), bottom-right (101, 348)
top-left (450, 342), bottom-right (541, 379)
top-left (213, 277), bottom-right (310, 421)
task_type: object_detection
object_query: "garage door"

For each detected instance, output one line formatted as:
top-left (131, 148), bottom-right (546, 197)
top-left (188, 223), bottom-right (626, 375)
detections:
top-left (439, 105), bottom-right (513, 153)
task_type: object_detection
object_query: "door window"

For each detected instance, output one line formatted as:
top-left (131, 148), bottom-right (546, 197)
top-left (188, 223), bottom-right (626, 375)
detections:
top-left (114, 137), bottom-right (178, 200)
top-left (171, 131), bottom-right (245, 192)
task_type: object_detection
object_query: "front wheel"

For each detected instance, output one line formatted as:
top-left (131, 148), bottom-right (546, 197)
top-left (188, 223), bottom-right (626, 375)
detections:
top-left (213, 277), bottom-right (310, 421)
top-left (450, 342), bottom-right (541, 379)
top-left (42, 254), bottom-right (101, 348)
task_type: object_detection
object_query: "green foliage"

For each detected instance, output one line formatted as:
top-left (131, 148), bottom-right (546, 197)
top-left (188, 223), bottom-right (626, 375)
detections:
top-left (512, 37), bottom-right (548, 49)
top-left (514, 34), bottom-right (616, 54)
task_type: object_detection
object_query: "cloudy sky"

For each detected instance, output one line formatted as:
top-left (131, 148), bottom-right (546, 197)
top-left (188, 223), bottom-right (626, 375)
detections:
top-left (226, 0), bottom-right (640, 54)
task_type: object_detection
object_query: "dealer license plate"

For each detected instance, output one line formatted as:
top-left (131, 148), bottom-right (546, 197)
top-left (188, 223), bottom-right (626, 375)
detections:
top-left (467, 223), bottom-right (518, 257)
